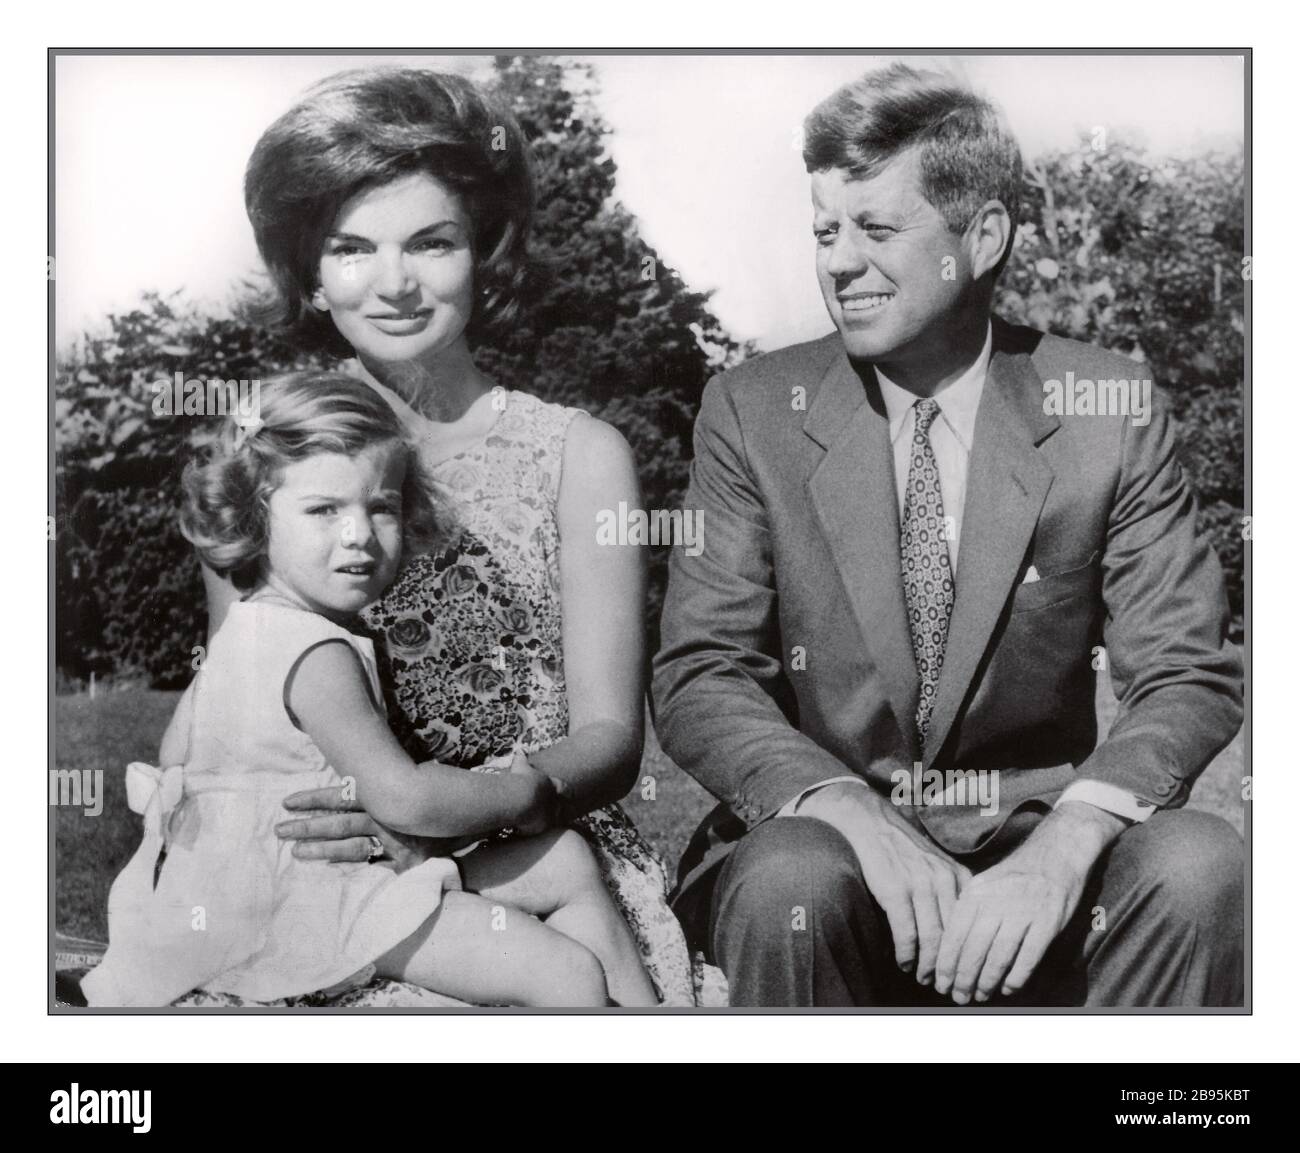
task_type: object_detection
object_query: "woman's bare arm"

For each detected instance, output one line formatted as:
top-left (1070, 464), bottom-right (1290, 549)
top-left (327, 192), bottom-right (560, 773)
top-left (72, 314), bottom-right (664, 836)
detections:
top-left (528, 414), bottom-right (647, 820)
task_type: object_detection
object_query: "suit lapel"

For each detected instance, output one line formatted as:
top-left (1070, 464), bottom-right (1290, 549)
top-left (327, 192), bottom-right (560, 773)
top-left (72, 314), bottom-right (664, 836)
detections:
top-left (806, 349), bottom-right (920, 757)
top-left (923, 331), bottom-right (1059, 763)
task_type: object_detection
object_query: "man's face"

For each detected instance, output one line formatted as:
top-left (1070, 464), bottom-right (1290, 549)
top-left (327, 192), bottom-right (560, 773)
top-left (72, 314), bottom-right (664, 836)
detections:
top-left (812, 151), bottom-right (972, 366)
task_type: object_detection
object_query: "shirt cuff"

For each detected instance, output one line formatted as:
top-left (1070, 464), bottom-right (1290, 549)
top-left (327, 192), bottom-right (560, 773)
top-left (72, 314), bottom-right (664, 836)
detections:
top-left (777, 776), bottom-right (872, 818)
top-left (1055, 780), bottom-right (1156, 823)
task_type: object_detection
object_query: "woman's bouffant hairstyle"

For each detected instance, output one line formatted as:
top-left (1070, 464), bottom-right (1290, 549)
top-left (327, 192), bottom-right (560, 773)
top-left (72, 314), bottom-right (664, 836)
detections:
top-left (802, 64), bottom-right (1023, 278)
top-left (244, 67), bottom-right (534, 355)
top-left (181, 372), bottom-right (442, 591)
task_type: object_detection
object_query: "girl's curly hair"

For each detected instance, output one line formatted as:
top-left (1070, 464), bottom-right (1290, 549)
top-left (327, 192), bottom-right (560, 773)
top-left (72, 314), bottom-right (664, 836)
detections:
top-left (180, 371), bottom-right (443, 590)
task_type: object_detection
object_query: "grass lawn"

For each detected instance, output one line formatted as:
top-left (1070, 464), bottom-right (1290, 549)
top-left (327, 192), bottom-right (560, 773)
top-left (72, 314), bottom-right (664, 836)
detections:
top-left (55, 676), bottom-right (1245, 942)
top-left (54, 689), bottom-right (186, 941)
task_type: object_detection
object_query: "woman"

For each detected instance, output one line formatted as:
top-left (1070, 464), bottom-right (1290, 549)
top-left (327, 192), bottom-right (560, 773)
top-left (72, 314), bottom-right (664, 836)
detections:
top-left (181, 67), bottom-right (717, 1005)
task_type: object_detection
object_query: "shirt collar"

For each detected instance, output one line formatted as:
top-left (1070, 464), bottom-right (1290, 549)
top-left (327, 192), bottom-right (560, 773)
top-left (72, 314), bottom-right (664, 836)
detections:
top-left (876, 323), bottom-right (993, 452)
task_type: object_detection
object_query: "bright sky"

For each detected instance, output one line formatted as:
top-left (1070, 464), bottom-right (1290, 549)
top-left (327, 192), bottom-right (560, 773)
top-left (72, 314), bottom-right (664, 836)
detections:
top-left (54, 53), bottom-right (1243, 353)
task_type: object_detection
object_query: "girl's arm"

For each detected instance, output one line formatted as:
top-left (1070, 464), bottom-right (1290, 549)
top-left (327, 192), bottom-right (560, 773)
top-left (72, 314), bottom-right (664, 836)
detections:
top-left (530, 414), bottom-right (647, 821)
top-left (194, 554), bottom-right (383, 859)
top-left (286, 639), bottom-right (551, 839)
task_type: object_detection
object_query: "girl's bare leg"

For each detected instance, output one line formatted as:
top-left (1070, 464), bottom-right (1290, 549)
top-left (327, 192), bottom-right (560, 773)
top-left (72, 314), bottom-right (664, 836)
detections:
top-left (374, 890), bottom-right (608, 1007)
top-left (460, 829), bottom-right (659, 1006)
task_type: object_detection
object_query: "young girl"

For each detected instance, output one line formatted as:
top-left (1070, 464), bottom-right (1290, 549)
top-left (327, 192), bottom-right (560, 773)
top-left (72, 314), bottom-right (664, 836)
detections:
top-left (82, 372), bottom-right (658, 1008)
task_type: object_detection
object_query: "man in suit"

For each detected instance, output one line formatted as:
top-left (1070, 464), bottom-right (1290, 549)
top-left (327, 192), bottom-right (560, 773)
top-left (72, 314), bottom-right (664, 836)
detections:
top-left (651, 64), bottom-right (1244, 1007)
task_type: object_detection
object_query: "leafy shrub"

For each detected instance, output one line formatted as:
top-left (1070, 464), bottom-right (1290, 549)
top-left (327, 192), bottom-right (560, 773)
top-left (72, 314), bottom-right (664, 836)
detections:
top-left (55, 294), bottom-right (319, 686)
top-left (997, 140), bottom-right (1245, 635)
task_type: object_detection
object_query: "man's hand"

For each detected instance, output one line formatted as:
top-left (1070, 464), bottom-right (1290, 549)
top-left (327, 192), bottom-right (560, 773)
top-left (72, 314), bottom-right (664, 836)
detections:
top-left (934, 801), bottom-right (1126, 1004)
top-left (795, 782), bottom-right (971, 986)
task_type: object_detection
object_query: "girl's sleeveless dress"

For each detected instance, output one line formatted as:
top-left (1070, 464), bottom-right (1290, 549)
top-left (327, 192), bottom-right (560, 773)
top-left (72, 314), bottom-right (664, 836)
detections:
top-left (352, 389), bottom-right (723, 1006)
top-left (81, 601), bottom-right (462, 1006)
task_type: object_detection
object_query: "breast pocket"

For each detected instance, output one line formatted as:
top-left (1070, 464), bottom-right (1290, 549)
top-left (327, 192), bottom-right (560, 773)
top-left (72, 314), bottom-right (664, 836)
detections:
top-left (1010, 552), bottom-right (1101, 613)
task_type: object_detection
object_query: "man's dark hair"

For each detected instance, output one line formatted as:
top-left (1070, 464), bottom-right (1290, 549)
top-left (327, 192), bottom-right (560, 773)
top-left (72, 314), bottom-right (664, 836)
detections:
top-left (803, 64), bottom-right (1023, 276)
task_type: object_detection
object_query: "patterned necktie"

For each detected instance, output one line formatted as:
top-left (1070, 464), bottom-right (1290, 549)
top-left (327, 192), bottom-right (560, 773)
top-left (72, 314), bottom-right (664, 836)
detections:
top-left (901, 398), bottom-right (955, 742)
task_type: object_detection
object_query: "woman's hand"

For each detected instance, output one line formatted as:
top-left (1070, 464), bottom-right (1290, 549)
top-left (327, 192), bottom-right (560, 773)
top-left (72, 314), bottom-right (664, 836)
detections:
top-left (276, 785), bottom-right (382, 861)
top-left (277, 786), bottom-right (425, 872)
top-left (278, 785), bottom-right (480, 870)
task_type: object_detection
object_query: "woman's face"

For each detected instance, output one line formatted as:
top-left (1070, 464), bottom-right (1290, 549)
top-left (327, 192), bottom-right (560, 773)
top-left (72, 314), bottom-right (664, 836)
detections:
top-left (314, 172), bottom-right (477, 367)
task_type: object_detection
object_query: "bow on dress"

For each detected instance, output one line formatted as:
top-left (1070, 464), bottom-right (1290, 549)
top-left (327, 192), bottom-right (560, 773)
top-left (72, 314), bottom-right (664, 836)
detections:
top-left (123, 761), bottom-right (185, 843)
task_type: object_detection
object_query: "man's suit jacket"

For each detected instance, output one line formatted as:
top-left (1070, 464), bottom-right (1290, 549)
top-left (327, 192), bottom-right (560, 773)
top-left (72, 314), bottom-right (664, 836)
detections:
top-left (651, 317), bottom-right (1242, 939)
